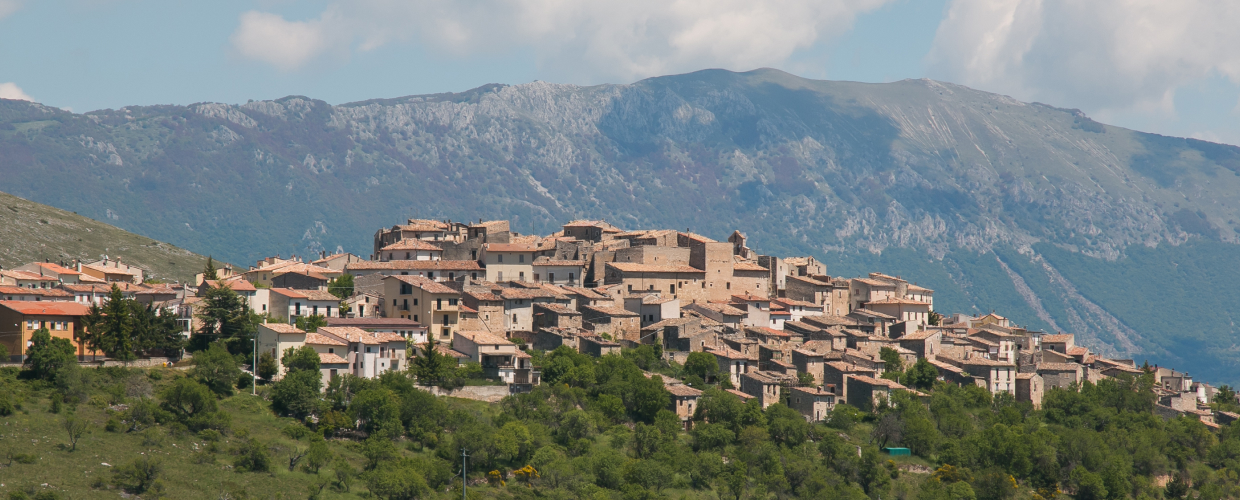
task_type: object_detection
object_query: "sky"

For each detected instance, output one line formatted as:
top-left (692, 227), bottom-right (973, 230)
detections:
top-left (2, 0), bottom-right (1240, 145)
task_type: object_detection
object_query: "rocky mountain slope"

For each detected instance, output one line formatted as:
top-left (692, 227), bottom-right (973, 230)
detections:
top-left (1, 68), bottom-right (1238, 380)
top-left (0, 191), bottom-right (210, 282)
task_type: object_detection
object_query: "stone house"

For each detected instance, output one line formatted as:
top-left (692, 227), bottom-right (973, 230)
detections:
top-left (790, 386), bottom-right (836, 422)
top-left (667, 384), bottom-right (704, 429)
top-left (579, 334), bottom-right (622, 357)
top-left (382, 275), bottom-right (461, 342)
top-left (581, 305), bottom-right (641, 342)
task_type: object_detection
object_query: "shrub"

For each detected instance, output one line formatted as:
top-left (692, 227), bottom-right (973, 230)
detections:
top-left (233, 438), bottom-right (273, 473)
top-left (112, 456), bottom-right (162, 494)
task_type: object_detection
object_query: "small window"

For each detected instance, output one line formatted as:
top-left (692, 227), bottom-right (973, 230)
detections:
top-left (512, 314), bottom-right (517, 323)
top-left (519, 255), bottom-right (525, 263)
top-left (498, 254), bottom-right (504, 263)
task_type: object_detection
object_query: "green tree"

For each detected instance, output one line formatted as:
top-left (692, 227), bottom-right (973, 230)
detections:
top-left (23, 327), bottom-right (76, 380)
top-left (366, 460), bottom-right (431, 500)
top-left (192, 282), bottom-right (254, 353)
top-left (233, 438), bottom-right (273, 473)
top-left (190, 343), bottom-right (241, 396)
top-left (112, 456), bottom-right (162, 494)
top-left (203, 257), bottom-right (219, 282)
top-left (928, 311), bottom-right (942, 326)
top-left (683, 351), bottom-right (720, 383)
top-left (257, 351), bottom-right (279, 381)
top-left (327, 274), bottom-right (354, 300)
top-left (905, 358), bottom-right (939, 390)
top-left (303, 437), bottom-right (333, 474)
top-left (880, 347), bottom-right (904, 373)
top-left (98, 284), bottom-right (137, 361)
top-left (295, 314), bottom-right (328, 333)
top-left (283, 345), bottom-right (322, 373)
top-left (767, 403), bottom-right (810, 447)
top-left (349, 388), bottom-right (402, 436)
top-left (271, 370), bottom-right (324, 419)
top-left (159, 378), bottom-right (217, 418)
top-left (129, 302), bottom-right (184, 359)
top-left (413, 341), bottom-right (452, 386)
top-left (63, 416), bottom-right (89, 452)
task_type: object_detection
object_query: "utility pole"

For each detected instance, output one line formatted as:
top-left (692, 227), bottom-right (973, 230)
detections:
top-left (459, 448), bottom-right (470, 500)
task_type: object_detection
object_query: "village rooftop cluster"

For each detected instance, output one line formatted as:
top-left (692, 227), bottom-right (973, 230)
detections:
top-left (0, 218), bottom-right (1226, 429)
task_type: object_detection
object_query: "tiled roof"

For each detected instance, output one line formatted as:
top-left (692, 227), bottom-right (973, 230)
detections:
top-left (0, 270), bottom-right (57, 281)
top-left (746, 326), bottom-right (789, 337)
top-left (852, 278), bottom-right (896, 288)
top-left (389, 275), bottom-right (458, 295)
top-left (532, 258), bottom-right (586, 266)
top-left (666, 384), bottom-right (703, 397)
top-left (380, 240), bottom-right (443, 251)
top-left (732, 262), bottom-right (769, 272)
top-left (484, 243), bottom-right (537, 252)
top-left (730, 294), bottom-right (769, 302)
top-left (865, 297), bottom-right (931, 306)
top-left (898, 330), bottom-right (938, 340)
top-left (787, 275), bottom-right (831, 286)
top-left (325, 317), bottom-right (424, 328)
top-left (1037, 362), bottom-right (1082, 372)
top-left (304, 332), bottom-right (347, 346)
top-left (582, 304), bottom-right (639, 317)
top-left (319, 326), bottom-right (404, 344)
top-left (559, 286), bottom-right (609, 300)
top-left (261, 323), bottom-right (304, 334)
top-left (33, 263), bottom-right (82, 275)
top-left (346, 260), bottom-right (482, 271)
top-left (1040, 333), bottom-right (1074, 343)
top-left (534, 303), bottom-right (580, 315)
top-left (0, 301), bottom-right (90, 316)
top-left (848, 374), bottom-right (907, 389)
top-left (705, 346), bottom-right (751, 360)
top-left (850, 308), bottom-right (896, 320)
top-left (563, 220), bottom-right (610, 228)
top-left (455, 330), bottom-right (513, 345)
top-left (695, 303), bottom-right (747, 316)
top-left (726, 389), bottom-right (755, 401)
top-left (499, 287), bottom-right (557, 300)
top-left (81, 264), bottom-right (140, 276)
top-left (464, 290), bottom-right (504, 302)
top-left (1066, 346), bottom-right (1089, 356)
top-left (606, 262), bottom-right (703, 274)
top-left (269, 288), bottom-right (340, 301)
top-left (204, 279), bottom-right (257, 292)
top-left (318, 352), bottom-right (349, 364)
top-left (679, 232), bottom-right (716, 243)
top-left (906, 284), bottom-right (934, 293)
top-left (772, 298), bottom-right (817, 308)
top-left (962, 358), bottom-right (1015, 367)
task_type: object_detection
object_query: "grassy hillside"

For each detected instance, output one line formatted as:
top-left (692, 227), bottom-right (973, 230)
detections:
top-left (0, 191), bottom-right (210, 283)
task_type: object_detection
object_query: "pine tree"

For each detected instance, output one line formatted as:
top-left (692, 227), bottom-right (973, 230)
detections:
top-left (203, 256), bottom-right (219, 282)
top-left (100, 284), bottom-right (137, 362)
top-left (192, 282), bottom-right (255, 353)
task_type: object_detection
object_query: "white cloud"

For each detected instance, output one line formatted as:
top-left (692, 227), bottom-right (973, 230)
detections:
top-left (0, 82), bottom-right (33, 102)
top-left (228, 0), bottom-right (893, 81)
top-left (231, 11), bottom-right (329, 71)
top-left (0, 0), bottom-right (20, 20)
top-left (927, 0), bottom-right (1240, 119)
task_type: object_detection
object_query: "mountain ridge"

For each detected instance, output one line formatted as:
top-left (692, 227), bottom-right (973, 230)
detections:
top-left (2, 68), bottom-right (1238, 380)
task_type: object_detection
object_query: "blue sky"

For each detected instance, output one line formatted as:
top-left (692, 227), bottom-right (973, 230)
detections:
top-left (2, 0), bottom-right (1239, 145)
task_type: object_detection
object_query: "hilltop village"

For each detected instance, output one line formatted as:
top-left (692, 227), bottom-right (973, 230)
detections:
top-left (0, 218), bottom-right (1224, 429)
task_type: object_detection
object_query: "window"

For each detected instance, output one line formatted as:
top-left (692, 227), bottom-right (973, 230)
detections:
top-left (497, 272), bottom-right (503, 281)
top-left (534, 274), bottom-right (540, 282)
top-left (414, 315), bottom-right (418, 322)
top-left (548, 273), bottom-right (554, 282)
top-left (400, 283), bottom-right (412, 294)
top-left (519, 272), bottom-right (525, 280)
top-left (498, 254), bottom-right (504, 263)
top-left (406, 252), bottom-right (411, 259)
top-left (518, 254), bottom-right (524, 263)
top-left (393, 299), bottom-right (397, 306)
top-left (295, 302), bottom-right (301, 315)
top-left (669, 284), bottom-right (675, 294)
top-left (568, 273), bottom-right (574, 282)
top-left (448, 298), bottom-right (458, 306)
top-left (471, 250), bottom-right (477, 260)
top-left (413, 298), bottom-right (418, 306)
top-left (263, 304), bottom-right (268, 311)
top-left (443, 314), bottom-right (449, 325)
top-left (427, 272), bottom-right (434, 279)
top-left (512, 314), bottom-right (517, 323)
top-left (400, 271), bottom-right (408, 275)
top-left (436, 298), bottom-right (442, 309)
top-left (312, 305), bottom-right (319, 315)
top-left (448, 272), bottom-right (454, 280)
top-left (471, 272), bottom-right (478, 279)
top-left (726, 282), bottom-right (731, 289)
top-left (328, 348), bottom-right (334, 353)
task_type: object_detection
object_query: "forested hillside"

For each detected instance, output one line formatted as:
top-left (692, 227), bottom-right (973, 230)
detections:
top-left (2, 68), bottom-right (1240, 380)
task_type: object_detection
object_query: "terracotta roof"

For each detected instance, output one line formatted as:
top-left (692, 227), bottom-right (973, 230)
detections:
top-left (32, 263), bottom-right (82, 275)
top-left (465, 290), bottom-right (504, 302)
top-left (852, 278), bottom-right (896, 288)
top-left (81, 264), bottom-right (140, 276)
top-left (582, 304), bottom-right (639, 317)
top-left (388, 275), bottom-right (458, 295)
top-left (606, 262), bottom-right (703, 274)
top-left (204, 279), bottom-right (257, 292)
top-left (0, 286), bottom-right (40, 295)
top-left (848, 374), bottom-right (907, 389)
top-left (850, 309), bottom-right (896, 320)
top-left (318, 352), bottom-right (349, 364)
top-left (455, 330), bottom-right (513, 345)
top-left (825, 361), bottom-right (872, 372)
top-left (1037, 363), bottom-right (1082, 372)
top-left (705, 346), bottom-right (752, 360)
top-left (963, 358), bottom-right (1015, 367)
top-left (898, 330), bottom-right (939, 341)
top-left (269, 288), bottom-right (340, 301)
top-left (0, 270), bottom-right (57, 281)
top-left (746, 326), bottom-right (789, 337)
top-left (261, 323), bottom-right (304, 334)
top-left (906, 284), bottom-right (934, 293)
top-left (484, 243), bottom-right (537, 252)
top-left (0, 301), bottom-right (90, 316)
top-left (679, 232), bottom-right (716, 243)
top-left (380, 240), bottom-right (443, 252)
top-left (1041, 334), bottom-right (1074, 343)
top-left (532, 259), bottom-right (586, 266)
top-left (792, 386), bottom-right (834, 396)
top-left (498, 287), bottom-right (557, 300)
top-left (319, 326), bottom-right (404, 344)
top-left (304, 332), bottom-right (347, 346)
top-left (694, 303), bottom-right (746, 316)
top-left (563, 220), bottom-right (615, 228)
top-left (732, 262), bottom-right (769, 272)
top-left (666, 384), bottom-right (703, 397)
top-left (787, 275), bottom-right (831, 286)
top-left (534, 303), bottom-right (580, 315)
top-left (865, 297), bottom-right (931, 306)
top-left (346, 260), bottom-right (482, 271)
top-left (1067, 346), bottom-right (1089, 356)
top-left (773, 298), bottom-right (817, 308)
top-left (560, 286), bottom-right (608, 300)
top-left (325, 317), bottom-right (424, 328)
top-left (730, 294), bottom-right (769, 303)
top-left (726, 389), bottom-right (755, 401)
